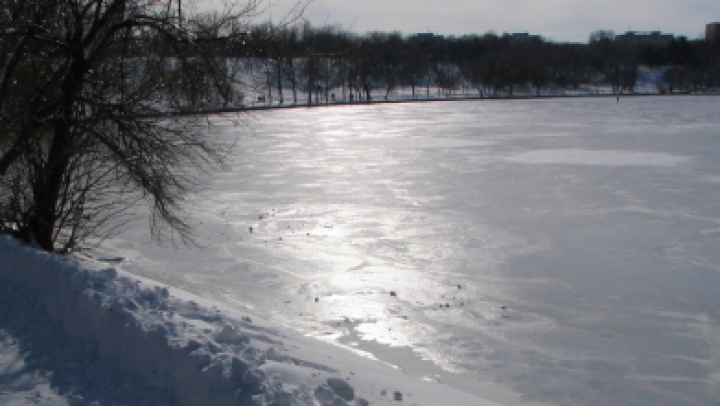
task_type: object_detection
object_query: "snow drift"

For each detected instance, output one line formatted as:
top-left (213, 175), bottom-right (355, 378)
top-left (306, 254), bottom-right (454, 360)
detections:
top-left (0, 235), bottom-right (498, 406)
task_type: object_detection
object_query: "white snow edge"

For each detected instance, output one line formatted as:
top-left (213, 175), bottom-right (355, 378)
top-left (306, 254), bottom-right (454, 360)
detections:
top-left (0, 235), bottom-right (500, 406)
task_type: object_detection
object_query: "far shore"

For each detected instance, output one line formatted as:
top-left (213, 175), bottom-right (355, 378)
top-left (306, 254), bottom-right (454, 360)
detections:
top-left (162, 90), bottom-right (719, 117)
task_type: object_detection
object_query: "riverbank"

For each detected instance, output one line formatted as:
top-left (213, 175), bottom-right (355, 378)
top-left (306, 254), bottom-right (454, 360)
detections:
top-left (164, 89), bottom-right (716, 117)
top-left (0, 235), bottom-right (501, 405)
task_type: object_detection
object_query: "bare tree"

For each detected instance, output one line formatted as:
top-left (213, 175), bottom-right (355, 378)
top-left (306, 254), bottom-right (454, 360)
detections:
top-left (0, 0), bottom-right (270, 252)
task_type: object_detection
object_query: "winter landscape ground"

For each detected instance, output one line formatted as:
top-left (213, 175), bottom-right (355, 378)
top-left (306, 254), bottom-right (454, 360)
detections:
top-left (2, 95), bottom-right (720, 405)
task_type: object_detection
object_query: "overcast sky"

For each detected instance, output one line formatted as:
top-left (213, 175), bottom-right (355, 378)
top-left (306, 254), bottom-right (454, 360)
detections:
top-left (205, 0), bottom-right (720, 42)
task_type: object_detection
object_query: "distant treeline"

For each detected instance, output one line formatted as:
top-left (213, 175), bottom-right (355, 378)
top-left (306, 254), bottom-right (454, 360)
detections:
top-left (195, 22), bottom-right (720, 103)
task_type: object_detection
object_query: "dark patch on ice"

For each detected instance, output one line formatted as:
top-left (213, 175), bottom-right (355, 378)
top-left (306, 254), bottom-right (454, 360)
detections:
top-left (97, 256), bottom-right (124, 263)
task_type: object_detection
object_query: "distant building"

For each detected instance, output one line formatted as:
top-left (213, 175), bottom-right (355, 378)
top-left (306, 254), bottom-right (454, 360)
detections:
top-left (507, 32), bottom-right (542, 42)
top-left (615, 31), bottom-right (674, 46)
top-left (410, 33), bottom-right (444, 41)
top-left (707, 23), bottom-right (720, 41)
top-left (408, 32), bottom-right (444, 47)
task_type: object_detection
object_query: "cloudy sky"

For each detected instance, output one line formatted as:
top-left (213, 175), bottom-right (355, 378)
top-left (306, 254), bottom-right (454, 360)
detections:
top-left (206, 0), bottom-right (720, 42)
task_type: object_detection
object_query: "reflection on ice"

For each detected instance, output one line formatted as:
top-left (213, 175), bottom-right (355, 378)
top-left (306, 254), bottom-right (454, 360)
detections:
top-left (508, 149), bottom-right (689, 166)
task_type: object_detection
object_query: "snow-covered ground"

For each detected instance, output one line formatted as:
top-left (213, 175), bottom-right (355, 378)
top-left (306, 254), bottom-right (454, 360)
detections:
top-left (228, 59), bottom-right (680, 110)
top-left (3, 95), bottom-right (720, 405)
top-left (0, 236), bottom-right (500, 405)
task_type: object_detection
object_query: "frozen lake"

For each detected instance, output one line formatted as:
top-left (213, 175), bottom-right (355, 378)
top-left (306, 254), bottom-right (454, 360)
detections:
top-left (101, 96), bottom-right (720, 405)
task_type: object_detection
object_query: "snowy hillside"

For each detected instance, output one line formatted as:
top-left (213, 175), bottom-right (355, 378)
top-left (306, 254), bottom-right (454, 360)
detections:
top-left (0, 236), bottom-right (500, 406)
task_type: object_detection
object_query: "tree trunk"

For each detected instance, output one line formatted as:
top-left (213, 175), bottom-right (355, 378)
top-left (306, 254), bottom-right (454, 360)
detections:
top-left (31, 123), bottom-right (72, 251)
top-left (30, 49), bottom-right (85, 251)
top-left (266, 67), bottom-right (272, 103)
top-left (288, 59), bottom-right (297, 103)
top-left (307, 75), bottom-right (313, 105)
top-left (276, 62), bottom-right (283, 104)
top-left (0, 142), bottom-right (22, 177)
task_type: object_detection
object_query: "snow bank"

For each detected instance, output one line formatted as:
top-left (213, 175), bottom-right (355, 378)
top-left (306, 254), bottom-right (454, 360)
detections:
top-left (0, 236), bottom-right (499, 406)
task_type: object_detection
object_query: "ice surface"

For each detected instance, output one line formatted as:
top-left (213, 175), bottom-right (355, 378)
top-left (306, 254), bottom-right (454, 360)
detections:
top-left (90, 95), bottom-right (720, 405)
top-left (506, 149), bottom-right (688, 166)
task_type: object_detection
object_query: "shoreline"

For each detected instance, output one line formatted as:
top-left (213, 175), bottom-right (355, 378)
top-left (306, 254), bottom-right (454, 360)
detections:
top-left (166, 91), bottom-right (718, 117)
top-left (0, 235), bottom-right (502, 405)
